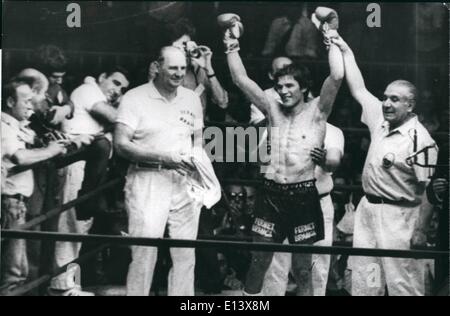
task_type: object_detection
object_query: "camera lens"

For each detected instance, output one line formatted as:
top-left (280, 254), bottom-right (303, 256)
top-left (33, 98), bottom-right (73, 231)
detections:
top-left (189, 48), bottom-right (201, 59)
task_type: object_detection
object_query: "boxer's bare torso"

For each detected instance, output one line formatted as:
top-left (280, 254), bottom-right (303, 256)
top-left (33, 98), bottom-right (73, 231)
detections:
top-left (265, 97), bottom-right (325, 183)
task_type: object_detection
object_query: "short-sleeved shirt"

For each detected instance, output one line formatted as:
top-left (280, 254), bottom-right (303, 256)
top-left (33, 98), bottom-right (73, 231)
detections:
top-left (315, 123), bottom-right (345, 195)
top-left (360, 97), bottom-right (437, 204)
top-left (61, 77), bottom-right (107, 135)
top-left (1, 113), bottom-right (35, 197)
top-left (116, 81), bottom-right (203, 158)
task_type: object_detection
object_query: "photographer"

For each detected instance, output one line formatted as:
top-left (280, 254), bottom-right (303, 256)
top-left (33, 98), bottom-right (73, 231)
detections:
top-left (1, 77), bottom-right (67, 293)
top-left (149, 18), bottom-right (229, 119)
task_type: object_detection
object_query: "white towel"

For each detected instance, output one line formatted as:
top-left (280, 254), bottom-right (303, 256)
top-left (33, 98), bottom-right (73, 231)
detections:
top-left (188, 149), bottom-right (221, 209)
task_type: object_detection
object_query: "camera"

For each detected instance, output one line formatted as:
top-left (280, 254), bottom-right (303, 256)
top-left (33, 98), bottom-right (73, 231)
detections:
top-left (185, 41), bottom-right (202, 59)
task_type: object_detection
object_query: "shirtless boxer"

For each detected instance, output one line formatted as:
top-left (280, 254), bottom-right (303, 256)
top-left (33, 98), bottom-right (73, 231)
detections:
top-left (219, 12), bottom-right (344, 295)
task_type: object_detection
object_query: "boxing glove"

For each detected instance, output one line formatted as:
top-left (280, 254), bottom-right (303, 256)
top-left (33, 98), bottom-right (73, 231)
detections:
top-left (311, 7), bottom-right (339, 32)
top-left (217, 13), bottom-right (244, 54)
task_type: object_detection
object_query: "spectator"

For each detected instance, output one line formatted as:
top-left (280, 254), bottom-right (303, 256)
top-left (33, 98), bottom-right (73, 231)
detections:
top-left (150, 18), bottom-right (229, 119)
top-left (32, 45), bottom-right (74, 128)
top-left (1, 77), bottom-right (67, 293)
top-left (49, 66), bottom-right (129, 295)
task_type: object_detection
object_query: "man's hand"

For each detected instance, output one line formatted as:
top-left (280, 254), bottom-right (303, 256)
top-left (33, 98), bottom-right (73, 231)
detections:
top-left (3, 198), bottom-right (27, 221)
top-left (190, 45), bottom-right (213, 70)
top-left (163, 151), bottom-right (196, 174)
top-left (323, 30), bottom-right (340, 49)
top-left (72, 134), bottom-right (95, 149)
top-left (310, 147), bottom-right (327, 166)
top-left (410, 228), bottom-right (428, 248)
top-left (49, 105), bottom-right (71, 125)
top-left (47, 141), bottom-right (68, 156)
top-left (331, 36), bottom-right (350, 53)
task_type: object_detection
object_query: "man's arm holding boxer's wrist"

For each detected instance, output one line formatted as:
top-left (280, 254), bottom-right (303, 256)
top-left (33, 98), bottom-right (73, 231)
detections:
top-left (227, 51), bottom-right (271, 114)
top-left (114, 123), bottom-right (175, 165)
top-left (332, 37), bottom-right (379, 107)
top-left (317, 43), bottom-right (344, 117)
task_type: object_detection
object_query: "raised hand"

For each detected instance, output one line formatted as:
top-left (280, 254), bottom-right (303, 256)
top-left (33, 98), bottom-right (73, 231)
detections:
top-left (217, 13), bottom-right (243, 54)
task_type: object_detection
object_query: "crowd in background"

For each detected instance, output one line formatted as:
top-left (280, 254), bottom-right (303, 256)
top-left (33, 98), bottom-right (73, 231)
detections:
top-left (1, 1), bottom-right (448, 295)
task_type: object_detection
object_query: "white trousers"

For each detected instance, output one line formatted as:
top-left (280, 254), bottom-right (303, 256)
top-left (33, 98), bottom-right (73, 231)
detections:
top-left (263, 194), bottom-right (334, 296)
top-left (125, 169), bottom-right (202, 296)
top-left (54, 161), bottom-right (93, 268)
top-left (349, 196), bottom-right (426, 296)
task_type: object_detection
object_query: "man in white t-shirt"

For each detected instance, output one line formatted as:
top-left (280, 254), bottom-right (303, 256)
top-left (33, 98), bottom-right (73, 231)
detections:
top-left (51, 67), bottom-right (129, 296)
top-left (115, 46), bottom-right (218, 296)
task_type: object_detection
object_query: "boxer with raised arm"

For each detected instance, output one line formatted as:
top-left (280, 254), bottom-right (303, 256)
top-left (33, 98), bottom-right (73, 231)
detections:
top-left (218, 10), bottom-right (344, 295)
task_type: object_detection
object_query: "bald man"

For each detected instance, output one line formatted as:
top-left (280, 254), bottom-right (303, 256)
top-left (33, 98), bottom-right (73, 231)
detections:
top-left (115, 46), bottom-right (209, 296)
top-left (333, 36), bottom-right (438, 296)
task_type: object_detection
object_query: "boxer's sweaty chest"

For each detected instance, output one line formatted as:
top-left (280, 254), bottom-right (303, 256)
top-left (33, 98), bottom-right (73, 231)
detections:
top-left (267, 101), bottom-right (326, 183)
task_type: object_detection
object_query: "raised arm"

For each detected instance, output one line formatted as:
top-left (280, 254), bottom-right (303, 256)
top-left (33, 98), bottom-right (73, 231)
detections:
top-left (332, 37), bottom-right (379, 107)
top-left (227, 51), bottom-right (271, 114)
top-left (192, 46), bottom-right (229, 109)
top-left (317, 42), bottom-right (344, 117)
top-left (219, 13), bottom-right (271, 114)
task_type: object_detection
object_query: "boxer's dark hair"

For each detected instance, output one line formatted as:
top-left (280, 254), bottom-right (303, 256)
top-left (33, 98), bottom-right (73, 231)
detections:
top-left (2, 76), bottom-right (36, 110)
top-left (102, 65), bottom-right (130, 80)
top-left (166, 18), bottom-right (196, 44)
top-left (33, 45), bottom-right (67, 76)
top-left (274, 63), bottom-right (313, 97)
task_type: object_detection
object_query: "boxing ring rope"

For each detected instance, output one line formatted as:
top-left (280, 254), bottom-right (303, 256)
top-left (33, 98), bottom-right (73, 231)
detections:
top-left (3, 230), bottom-right (447, 260)
top-left (2, 124), bottom-right (448, 295)
top-left (13, 178), bottom-right (123, 231)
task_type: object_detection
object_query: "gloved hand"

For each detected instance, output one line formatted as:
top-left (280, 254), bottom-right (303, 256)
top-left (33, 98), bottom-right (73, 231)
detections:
top-left (311, 7), bottom-right (339, 32)
top-left (217, 13), bottom-right (244, 54)
top-left (312, 7), bottom-right (340, 49)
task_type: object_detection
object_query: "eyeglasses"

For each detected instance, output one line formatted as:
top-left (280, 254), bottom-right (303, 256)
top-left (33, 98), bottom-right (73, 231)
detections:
top-left (228, 192), bottom-right (245, 199)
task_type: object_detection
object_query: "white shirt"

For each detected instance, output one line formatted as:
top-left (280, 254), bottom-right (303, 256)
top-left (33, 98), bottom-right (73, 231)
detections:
top-left (360, 96), bottom-right (437, 204)
top-left (1, 112), bottom-right (35, 196)
top-left (62, 77), bottom-right (107, 135)
top-left (315, 123), bottom-right (345, 195)
top-left (116, 81), bottom-right (203, 159)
